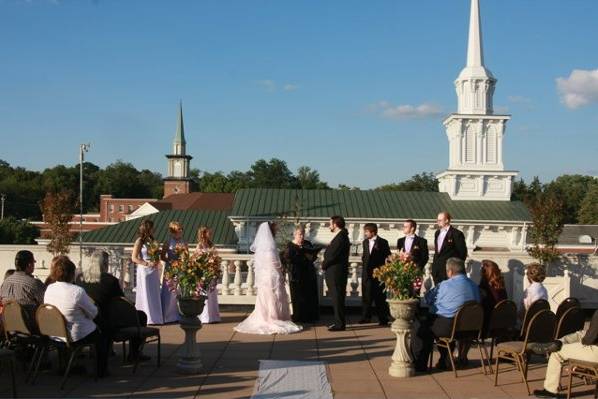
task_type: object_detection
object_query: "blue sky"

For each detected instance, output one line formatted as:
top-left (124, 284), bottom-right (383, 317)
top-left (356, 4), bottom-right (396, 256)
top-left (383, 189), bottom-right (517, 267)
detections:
top-left (0, 0), bottom-right (597, 189)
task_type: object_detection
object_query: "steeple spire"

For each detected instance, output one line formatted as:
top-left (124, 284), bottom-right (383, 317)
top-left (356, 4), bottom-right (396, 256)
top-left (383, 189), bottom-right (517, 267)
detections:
top-left (466, 0), bottom-right (484, 67)
top-left (175, 100), bottom-right (186, 146)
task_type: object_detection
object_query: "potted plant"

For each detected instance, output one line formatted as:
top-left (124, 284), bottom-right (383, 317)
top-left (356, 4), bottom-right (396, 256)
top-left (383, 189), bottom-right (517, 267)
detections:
top-left (373, 251), bottom-right (423, 378)
top-left (164, 245), bottom-right (222, 374)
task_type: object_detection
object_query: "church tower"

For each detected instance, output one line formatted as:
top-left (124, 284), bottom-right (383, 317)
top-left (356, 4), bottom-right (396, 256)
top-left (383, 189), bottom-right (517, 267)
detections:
top-left (163, 102), bottom-right (193, 198)
top-left (437, 0), bottom-right (518, 201)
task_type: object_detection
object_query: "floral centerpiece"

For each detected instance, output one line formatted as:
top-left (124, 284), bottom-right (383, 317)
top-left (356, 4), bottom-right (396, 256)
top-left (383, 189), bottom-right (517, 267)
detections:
top-left (165, 246), bottom-right (223, 299)
top-left (373, 251), bottom-right (424, 378)
top-left (373, 251), bottom-right (423, 300)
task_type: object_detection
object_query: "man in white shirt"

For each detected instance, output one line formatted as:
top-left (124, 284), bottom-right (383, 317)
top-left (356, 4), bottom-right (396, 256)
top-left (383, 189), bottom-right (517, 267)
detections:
top-left (360, 223), bottom-right (391, 325)
top-left (431, 212), bottom-right (467, 284)
top-left (396, 219), bottom-right (429, 272)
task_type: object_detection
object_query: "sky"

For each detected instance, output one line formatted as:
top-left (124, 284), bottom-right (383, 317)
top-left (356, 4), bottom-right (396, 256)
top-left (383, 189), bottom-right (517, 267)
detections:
top-left (0, 0), bottom-right (597, 189)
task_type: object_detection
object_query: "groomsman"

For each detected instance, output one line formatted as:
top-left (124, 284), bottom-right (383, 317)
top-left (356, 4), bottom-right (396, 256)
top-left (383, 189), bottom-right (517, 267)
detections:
top-left (396, 219), bottom-right (429, 272)
top-left (431, 211), bottom-right (467, 284)
top-left (322, 215), bottom-right (351, 331)
top-left (360, 223), bottom-right (391, 326)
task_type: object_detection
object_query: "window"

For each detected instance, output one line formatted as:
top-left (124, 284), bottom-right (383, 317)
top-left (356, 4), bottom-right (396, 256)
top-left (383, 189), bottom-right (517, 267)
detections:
top-left (465, 127), bottom-right (475, 163)
top-left (119, 205), bottom-right (124, 212)
top-left (109, 204), bottom-right (114, 213)
top-left (486, 128), bottom-right (496, 163)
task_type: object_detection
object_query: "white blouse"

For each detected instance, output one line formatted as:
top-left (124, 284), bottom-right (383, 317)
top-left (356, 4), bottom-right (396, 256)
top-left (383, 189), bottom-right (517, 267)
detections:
top-left (523, 281), bottom-right (548, 310)
top-left (44, 281), bottom-right (98, 342)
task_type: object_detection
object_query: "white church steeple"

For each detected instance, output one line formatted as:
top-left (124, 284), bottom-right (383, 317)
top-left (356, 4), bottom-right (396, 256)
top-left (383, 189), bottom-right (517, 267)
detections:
top-left (437, 0), bottom-right (518, 201)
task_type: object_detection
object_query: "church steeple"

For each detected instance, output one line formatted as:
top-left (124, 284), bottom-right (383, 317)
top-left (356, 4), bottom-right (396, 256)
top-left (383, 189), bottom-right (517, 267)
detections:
top-left (437, 0), bottom-right (518, 201)
top-left (164, 101), bottom-right (194, 198)
top-left (456, 0), bottom-right (496, 115)
top-left (173, 101), bottom-right (186, 155)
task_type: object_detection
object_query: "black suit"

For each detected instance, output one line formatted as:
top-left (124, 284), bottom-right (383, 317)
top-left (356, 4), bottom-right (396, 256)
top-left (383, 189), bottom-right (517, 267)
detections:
top-left (396, 235), bottom-right (429, 272)
top-left (361, 236), bottom-right (391, 323)
top-left (582, 309), bottom-right (598, 346)
top-left (431, 226), bottom-right (467, 284)
top-left (322, 229), bottom-right (351, 328)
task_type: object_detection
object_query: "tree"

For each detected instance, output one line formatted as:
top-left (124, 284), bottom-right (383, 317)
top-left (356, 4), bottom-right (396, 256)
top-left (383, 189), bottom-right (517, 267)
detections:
top-left (0, 217), bottom-right (39, 244)
top-left (296, 166), bottom-right (329, 189)
top-left (376, 172), bottom-right (439, 192)
top-left (545, 175), bottom-right (596, 224)
top-left (526, 193), bottom-right (565, 266)
top-left (40, 190), bottom-right (76, 255)
top-left (249, 159), bottom-right (299, 189)
top-left (578, 184), bottom-right (598, 224)
top-left (138, 169), bottom-right (164, 198)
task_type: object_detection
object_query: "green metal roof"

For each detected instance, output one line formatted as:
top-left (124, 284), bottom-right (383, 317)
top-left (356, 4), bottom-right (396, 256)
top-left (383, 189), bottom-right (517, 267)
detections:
top-left (231, 189), bottom-right (530, 222)
top-left (80, 210), bottom-right (237, 245)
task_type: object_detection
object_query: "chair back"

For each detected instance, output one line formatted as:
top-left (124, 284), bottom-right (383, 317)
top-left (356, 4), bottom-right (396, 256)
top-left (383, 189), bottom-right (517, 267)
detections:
top-left (554, 306), bottom-right (585, 339)
top-left (555, 297), bottom-right (581, 320)
top-left (107, 297), bottom-right (140, 331)
top-left (487, 299), bottom-right (517, 338)
top-left (2, 301), bottom-right (32, 336)
top-left (521, 299), bottom-right (550, 338)
top-left (523, 309), bottom-right (557, 348)
top-left (36, 304), bottom-right (70, 343)
top-left (451, 301), bottom-right (484, 340)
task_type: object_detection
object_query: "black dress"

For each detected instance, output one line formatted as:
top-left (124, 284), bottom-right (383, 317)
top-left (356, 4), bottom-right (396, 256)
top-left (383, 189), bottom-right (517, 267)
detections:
top-left (284, 240), bottom-right (321, 323)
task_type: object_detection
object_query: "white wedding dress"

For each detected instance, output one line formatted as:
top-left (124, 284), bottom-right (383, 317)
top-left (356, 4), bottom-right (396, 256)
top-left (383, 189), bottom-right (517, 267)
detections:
top-left (234, 222), bottom-right (302, 335)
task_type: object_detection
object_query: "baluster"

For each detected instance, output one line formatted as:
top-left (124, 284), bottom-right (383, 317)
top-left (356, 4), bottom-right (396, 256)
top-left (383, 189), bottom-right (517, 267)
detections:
top-left (350, 262), bottom-right (359, 296)
top-left (233, 260), bottom-right (242, 296)
top-left (246, 259), bottom-right (255, 295)
top-left (221, 260), bottom-right (230, 295)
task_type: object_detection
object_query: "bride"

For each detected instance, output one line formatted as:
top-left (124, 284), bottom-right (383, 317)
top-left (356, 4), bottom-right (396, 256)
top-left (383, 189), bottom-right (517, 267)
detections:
top-left (234, 222), bottom-right (302, 335)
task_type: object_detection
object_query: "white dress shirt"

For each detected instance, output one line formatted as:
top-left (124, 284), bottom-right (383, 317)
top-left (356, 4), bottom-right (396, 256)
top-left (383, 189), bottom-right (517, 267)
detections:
top-left (437, 227), bottom-right (450, 251)
top-left (404, 235), bottom-right (415, 253)
top-left (523, 281), bottom-right (548, 310)
top-left (368, 236), bottom-right (378, 254)
top-left (44, 281), bottom-right (98, 342)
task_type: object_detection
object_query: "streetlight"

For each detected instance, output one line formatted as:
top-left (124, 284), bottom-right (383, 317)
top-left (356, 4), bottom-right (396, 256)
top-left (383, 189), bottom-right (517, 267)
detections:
top-left (79, 143), bottom-right (91, 268)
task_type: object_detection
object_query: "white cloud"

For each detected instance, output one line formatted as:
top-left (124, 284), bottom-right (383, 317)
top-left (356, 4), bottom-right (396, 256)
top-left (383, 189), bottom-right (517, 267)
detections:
top-left (369, 101), bottom-right (443, 120)
top-left (556, 69), bottom-right (598, 109)
top-left (256, 80), bottom-right (298, 93)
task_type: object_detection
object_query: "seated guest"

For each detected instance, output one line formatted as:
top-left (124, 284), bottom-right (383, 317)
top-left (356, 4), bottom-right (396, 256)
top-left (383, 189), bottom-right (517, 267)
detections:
top-left (479, 260), bottom-right (508, 333)
top-left (76, 250), bottom-right (149, 362)
top-left (4, 269), bottom-right (15, 280)
top-left (522, 262), bottom-right (548, 311)
top-left (415, 257), bottom-right (480, 371)
top-left (532, 309), bottom-right (598, 398)
top-left (0, 250), bottom-right (45, 331)
top-left (44, 255), bottom-right (109, 377)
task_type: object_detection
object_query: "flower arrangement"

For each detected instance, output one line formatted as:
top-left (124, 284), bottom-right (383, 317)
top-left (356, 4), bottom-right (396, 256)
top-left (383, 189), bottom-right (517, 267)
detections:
top-left (373, 251), bottom-right (424, 300)
top-left (164, 246), bottom-right (223, 298)
top-left (146, 240), bottom-right (162, 263)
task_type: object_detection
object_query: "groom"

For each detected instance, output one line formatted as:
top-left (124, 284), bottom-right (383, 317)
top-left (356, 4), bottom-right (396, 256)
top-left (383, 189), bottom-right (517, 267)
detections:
top-left (322, 215), bottom-right (351, 331)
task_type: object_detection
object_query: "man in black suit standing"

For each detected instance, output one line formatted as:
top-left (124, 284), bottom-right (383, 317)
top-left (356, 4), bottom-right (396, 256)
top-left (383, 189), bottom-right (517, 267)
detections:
top-left (431, 211), bottom-right (467, 284)
top-left (322, 215), bottom-right (351, 331)
top-left (360, 223), bottom-right (391, 326)
top-left (396, 219), bottom-right (429, 272)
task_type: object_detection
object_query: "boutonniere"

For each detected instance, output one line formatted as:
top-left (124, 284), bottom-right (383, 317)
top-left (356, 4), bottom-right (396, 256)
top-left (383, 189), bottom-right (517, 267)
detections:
top-left (413, 245), bottom-right (419, 250)
top-left (447, 238), bottom-right (453, 244)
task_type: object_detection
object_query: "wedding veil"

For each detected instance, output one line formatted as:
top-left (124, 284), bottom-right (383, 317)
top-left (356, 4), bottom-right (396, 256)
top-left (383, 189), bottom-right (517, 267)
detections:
top-left (250, 222), bottom-right (280, 285)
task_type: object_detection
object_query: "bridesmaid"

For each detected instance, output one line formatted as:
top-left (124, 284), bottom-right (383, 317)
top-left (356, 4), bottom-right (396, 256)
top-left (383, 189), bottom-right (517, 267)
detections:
top-left (131, 220), bottom-right (164, 325)
top-left (283, 225), bottom-right (321, 323)
top-left (195, 226), bottom-right (221, 323)
top-left (160, 221), bottom-right (187, 323)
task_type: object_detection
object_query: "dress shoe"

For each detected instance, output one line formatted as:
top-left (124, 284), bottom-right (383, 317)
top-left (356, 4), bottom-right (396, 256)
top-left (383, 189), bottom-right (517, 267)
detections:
top-left (358, 318), bottom-right (372, 324)
top-left (434, 359), bottom-right (449, 371)
top-left (414, 364), bottom-right (428, 373)
top-left (528, 341), bottom-right (563, 356)
top-left (328, 325), bottom-right (346, 332)
top-left (533, 388), bottom-right (561, 398)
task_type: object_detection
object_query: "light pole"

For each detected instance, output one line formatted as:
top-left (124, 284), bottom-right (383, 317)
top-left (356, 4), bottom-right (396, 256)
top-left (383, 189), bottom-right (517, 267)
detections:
top-left (0, 193), bottom-right (5, 220)
top-left (79, 143), bottom-right (91, 268)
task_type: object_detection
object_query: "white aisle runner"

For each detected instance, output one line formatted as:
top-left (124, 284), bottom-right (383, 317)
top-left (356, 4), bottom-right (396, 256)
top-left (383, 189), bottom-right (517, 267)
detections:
top-left (251, 360), bottom-right (333, 399)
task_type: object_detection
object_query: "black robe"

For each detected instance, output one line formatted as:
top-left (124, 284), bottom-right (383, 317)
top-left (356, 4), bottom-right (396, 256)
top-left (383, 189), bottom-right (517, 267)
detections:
top-left (284, 240), bottom-right (321, 323)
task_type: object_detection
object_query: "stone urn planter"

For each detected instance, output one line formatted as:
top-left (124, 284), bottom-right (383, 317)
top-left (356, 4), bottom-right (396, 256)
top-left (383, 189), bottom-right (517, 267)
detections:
top-left (176, 296), bottom-right (206, 374)
top-left (387, 298), bottom-right (419, 378)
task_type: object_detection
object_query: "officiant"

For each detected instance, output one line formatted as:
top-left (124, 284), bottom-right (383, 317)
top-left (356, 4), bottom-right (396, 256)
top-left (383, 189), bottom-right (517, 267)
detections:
top-left (282, 225), bottom-right (321, 323)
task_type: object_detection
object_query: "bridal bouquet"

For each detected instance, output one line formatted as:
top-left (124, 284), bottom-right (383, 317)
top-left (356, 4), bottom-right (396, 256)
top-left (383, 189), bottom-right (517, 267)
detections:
top-left (145, 240), bottom-right (162, 263)
top-left (164, 246), bottom-right (223, 298)
top-left (373, 251), bottom-right (423, 300)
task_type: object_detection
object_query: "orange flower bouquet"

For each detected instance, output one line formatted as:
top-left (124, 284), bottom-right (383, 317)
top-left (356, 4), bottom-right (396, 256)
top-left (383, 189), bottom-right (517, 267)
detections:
top-left (164, 246), bottom-right (222, 298)
top-left (372, 251), bottom-right (423, 300)
top-left (146, 240), bottom-right (162, 263)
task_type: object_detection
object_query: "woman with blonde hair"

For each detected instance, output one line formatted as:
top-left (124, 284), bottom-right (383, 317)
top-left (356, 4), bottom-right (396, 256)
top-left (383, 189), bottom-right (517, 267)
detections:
top-left (522, 262), bottom-right (548, 310)
top-left (195, 226), bottom-right (221, 323)
top-left (131, 219), bottom-right (163, 325)
top-left (160, 221), bottom-right (187, 323)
